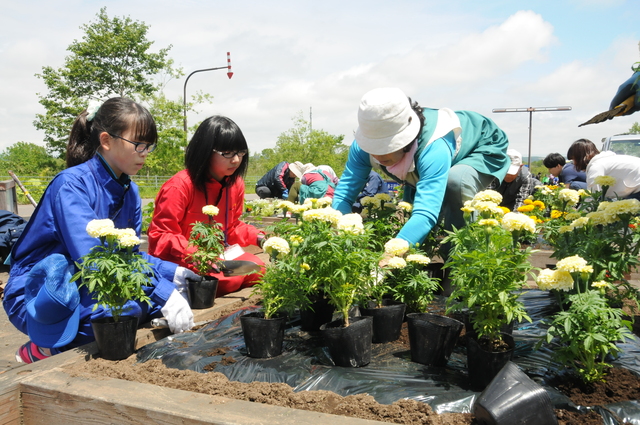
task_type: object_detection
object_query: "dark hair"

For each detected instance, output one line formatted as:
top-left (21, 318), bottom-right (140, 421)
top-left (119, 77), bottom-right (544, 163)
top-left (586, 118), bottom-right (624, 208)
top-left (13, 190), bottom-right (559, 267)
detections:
top-left (542, 153), bottom-right (566, 169)
top-left (66, 97), bottom-right (157, 168)
top-left (566, 138), bottom-right (599, 171)
top-left (184, 116), bottom-right (249, 193)
top-left (402, 97), bottom-right (425, 153)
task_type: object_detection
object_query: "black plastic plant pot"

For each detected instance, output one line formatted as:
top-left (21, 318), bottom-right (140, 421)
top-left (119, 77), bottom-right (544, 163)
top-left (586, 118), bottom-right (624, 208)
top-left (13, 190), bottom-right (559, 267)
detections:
top-left (91, 315), bottom-right (138, 361)
top-left (473, 361), bottom-right (557, 425)
top-left (320, 316), bottom-right (372, 367)
top-left (300, 296), bottom-right (335, 332)
top-left (360, 300), bottom-right (406, 343)
top-left (188, 276), bottom-right (218, 309)
top-left (240, 312), bottom-right (286, 358)
top-left (467, 333), bottom-right (515, 391)
top-left (406, 312), bottom-right (463, 367)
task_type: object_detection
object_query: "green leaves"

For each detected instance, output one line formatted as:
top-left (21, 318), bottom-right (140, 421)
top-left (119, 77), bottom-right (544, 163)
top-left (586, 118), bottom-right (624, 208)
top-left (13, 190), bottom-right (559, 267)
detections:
top-left (72, 234), bottom-right (153, 322)
top-left (186, 219), bottom-right (226, 276)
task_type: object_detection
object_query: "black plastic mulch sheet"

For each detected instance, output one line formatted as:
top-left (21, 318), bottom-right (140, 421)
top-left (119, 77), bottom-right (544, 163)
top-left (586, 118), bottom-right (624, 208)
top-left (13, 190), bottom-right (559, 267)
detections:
top-left (136, 290), bottom-right (640, 425)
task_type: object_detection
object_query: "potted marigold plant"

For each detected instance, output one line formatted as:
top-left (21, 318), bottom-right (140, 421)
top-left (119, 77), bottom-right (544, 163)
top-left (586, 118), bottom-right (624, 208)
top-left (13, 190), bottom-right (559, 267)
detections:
top-left (72, 218), bottom-right (152, 360)
top-left (443, 190), bottom-right (536, 389)
top-left (536, 255), bottom-right (635, 383)
top-left (185, 205), bottom-right (225, 308)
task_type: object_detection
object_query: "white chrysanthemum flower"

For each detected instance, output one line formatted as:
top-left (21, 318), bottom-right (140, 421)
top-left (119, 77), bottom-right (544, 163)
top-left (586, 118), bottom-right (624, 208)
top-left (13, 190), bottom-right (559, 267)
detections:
top-left (501, 212), bottom-right (536, 233)
top-left (570, 216), bottom-right (590, 229)
top-left (536, 268), bottom-right (574, 292)
top-left (585, 211), bottom-right (613, 226)
top-left (86, 219), bottom-right (116, 238)
top-left (386, 256), bottom-right (407, 269)
top-left (558, 225), bottom-right (573, 234)
top-left (360, 196), bottom-right (376, 207)
top-left (593, 175), bottom-right (616, 187)
top-left (374, 193), bottom-right (392, 202)
top-left (118, 234), bottom-right (142, 247)
top-left (406, 254), bottom-right (430, 265)
top-left (556, 255), bottom-right (593, 274)
top-left (397, 201), bottom-right (413, 212)
top-left (337, 213), bottom-right (365, 234)
top-left (472, 189), bottom-right (503, 204)
top-left (290, 204), bottom-right (309, 214)
top-left (384, 238), bottom-right (410, 256)
top-left (471, 200), bottom-right (501, 214)
top-left (202, 205), bottom-right (219, 216)
top-left (604, 199), bottom-right (640, 216)
top-left (317, 197), bottom-right (333, 208)
top-left (302, 207), bottom-right (342, 224)
top-left (565, 212), bottom-right (582, 221)
top-left (558, 189), bottom-right (580, 206)
top-left (263, 237), bottom-right (290, 258)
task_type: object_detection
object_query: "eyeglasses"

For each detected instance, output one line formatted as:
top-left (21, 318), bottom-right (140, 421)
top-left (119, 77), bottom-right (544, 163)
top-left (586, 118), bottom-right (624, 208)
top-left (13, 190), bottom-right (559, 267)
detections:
top-left (108, 133), bottom-right (157, 153)
top-left (214, 150), bottom-right (248, 159)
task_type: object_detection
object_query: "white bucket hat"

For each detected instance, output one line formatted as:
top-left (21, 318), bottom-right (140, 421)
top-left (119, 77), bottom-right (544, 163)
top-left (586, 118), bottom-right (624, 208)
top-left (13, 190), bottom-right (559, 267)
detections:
top-left (288, 161), bottom-right (305, 179)
top-left (354, 88), bottom-right (421, 155)
top-left (507, 149), bottom-right (523, 175)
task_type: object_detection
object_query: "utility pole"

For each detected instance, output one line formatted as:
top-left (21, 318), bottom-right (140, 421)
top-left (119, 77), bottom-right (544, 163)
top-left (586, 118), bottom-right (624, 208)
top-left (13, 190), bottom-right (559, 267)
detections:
top-left (492, 106), bottom-right (572, 168)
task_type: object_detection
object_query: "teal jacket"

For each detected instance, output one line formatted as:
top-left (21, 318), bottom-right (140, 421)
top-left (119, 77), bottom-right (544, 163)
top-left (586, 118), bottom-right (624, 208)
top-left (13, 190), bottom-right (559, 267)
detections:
top-left (332, 108), bottom-right (509, 244)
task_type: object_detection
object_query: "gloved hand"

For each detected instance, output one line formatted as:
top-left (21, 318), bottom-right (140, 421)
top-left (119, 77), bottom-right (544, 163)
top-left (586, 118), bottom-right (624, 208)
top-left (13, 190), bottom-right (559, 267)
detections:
top-left (282, 189), bottom-right (289, 199)
top-left (161, 289), bottom-right (194, 333)
top-left (173, 266), bottom-right (201, 301)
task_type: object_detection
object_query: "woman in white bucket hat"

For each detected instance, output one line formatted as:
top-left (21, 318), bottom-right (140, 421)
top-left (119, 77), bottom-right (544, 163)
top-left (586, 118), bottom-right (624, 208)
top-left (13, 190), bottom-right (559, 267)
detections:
top-left (332, 87), bottom-right (510, 250)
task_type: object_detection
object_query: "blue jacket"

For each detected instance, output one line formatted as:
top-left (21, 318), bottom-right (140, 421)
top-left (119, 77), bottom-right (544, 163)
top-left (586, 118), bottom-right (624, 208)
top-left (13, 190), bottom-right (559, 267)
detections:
top-left (255, 161), bottom-right (294, 199)
top-left (3, 155), bottom-right (177, 348)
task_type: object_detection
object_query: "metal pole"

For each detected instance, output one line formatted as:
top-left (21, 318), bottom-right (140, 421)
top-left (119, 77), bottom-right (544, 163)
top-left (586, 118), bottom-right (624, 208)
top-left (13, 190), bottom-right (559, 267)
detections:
top-left (182, 52), bottom-right (234, 139)
top-left (8, 171), bottom-right (37, 207)
top-left (492, 106), bottom-right (572, 168)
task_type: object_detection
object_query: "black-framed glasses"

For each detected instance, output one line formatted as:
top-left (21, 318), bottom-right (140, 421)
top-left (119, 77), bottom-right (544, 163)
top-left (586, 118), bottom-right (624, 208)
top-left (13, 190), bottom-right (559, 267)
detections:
top-left (108, 133), bottom-right (157, 153)
top-left (213, 150), bottom-right (248, 159)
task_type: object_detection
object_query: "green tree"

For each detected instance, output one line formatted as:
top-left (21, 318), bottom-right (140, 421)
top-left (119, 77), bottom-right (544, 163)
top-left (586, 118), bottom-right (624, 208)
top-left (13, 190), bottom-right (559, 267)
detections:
top-left (248, 112), bottom-right (349, 178)
top-left (630, 122), bottom-right (640, 134)
top-left (34, 7), bottom-right (176, 157)
top-left (0, 142), bottom-right (64, 176)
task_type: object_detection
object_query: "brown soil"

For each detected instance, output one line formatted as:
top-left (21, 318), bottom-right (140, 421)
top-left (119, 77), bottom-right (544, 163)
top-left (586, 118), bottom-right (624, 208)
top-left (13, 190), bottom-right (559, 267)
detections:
top-left (69, 309), bottom-right (640, 425)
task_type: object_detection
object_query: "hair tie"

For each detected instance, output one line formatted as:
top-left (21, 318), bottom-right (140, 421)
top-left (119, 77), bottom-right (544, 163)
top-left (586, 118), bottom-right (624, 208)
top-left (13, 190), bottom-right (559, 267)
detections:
top-left (86, 100), bottom-right (103, 122)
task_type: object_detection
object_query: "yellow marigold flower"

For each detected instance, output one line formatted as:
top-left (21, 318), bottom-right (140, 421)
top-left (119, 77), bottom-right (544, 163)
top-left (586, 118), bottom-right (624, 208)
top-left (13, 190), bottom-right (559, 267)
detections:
top-left (517, 204), bottom-right (535, 213)
top-left (550, 210), bottom-right (564, 219)
top-left (556, 255), bottom-right (593, 274)
top-left (577, 189), bottom-right (588, 197)
top-left (461, 205), bottom-right (475, 213)
top-left (499, 206), bottom-right (510, 215)
top-left (478, 219), bottom-right (499, 227)
top-left (591, 281), bottom-right (609, 289)
top-left (300, 263), bottom-right (310, 271)
top-left (532, 200), bottom-right (545, 208)
top-left (384, 238), bottom-right (410, 256)
top-left (263, 237), bottom-right (290, 258)
top-left (289, 235), bottom-right (304, 246)
top-left (406, 254), bottom-right (430, 265)
top-left (593, 175), bottom-right (616, 187)
top-left (501, 212), bottom-right (536, 233)
top-left (386, 256), bottom-right (407, 269)
top-left (523, 198), bottom-right (533, 205)
top-left (276, 200), bottom-right (295, 210)
top-left (86, 219), bottom-right (116, 238)
top-left (397, 202), bottom-right (413, 212)
top-left (202, 205), bottom-right (219, 216)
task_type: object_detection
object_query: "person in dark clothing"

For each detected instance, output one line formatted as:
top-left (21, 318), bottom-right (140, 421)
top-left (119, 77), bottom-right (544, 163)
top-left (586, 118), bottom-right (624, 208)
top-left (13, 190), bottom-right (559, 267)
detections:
top-left (352, 171), bottom-right (388, 212)
top-left (542, 152), bottom-right (587, 190)
top-left (491, 149), bottom-right (541, 211)
top-left (255, 161), bottom-right (304, 199)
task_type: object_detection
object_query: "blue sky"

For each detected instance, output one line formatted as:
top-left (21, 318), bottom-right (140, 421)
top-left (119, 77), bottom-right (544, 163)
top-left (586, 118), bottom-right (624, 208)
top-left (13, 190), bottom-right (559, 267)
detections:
top-left (0, 0), bottom-right (638, 161)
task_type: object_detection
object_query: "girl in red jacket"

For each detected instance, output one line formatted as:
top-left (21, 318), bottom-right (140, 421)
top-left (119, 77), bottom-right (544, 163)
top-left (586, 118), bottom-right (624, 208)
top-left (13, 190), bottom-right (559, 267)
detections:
top-left (147, 116), bottom-right (265, 296)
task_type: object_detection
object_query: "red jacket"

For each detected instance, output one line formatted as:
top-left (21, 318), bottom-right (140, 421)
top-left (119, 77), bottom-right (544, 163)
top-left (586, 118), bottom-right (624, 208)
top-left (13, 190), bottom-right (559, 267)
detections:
top-left (147, 170), bottom-right (264, 295)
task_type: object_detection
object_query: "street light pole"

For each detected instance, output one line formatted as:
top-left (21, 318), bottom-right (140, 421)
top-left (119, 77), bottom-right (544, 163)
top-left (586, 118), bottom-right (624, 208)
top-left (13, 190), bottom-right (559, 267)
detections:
top-left (492, 106), bottom-right (572, 168)
top-left (183, 52), bottom-right (233, 137)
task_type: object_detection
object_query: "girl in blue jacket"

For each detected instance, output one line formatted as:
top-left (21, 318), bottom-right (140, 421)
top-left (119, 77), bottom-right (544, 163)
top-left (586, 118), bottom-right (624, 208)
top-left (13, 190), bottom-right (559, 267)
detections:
top-left (332, 87), bottom-right (510, 248)
top-left (4, 97), bottom-right (198, 363)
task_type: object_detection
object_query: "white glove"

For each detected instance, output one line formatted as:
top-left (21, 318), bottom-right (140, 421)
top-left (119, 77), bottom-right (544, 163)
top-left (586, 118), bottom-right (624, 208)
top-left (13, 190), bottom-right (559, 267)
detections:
top-left (161, 289), bottom-right (195, 334)
top-left (173, 267), bottom-right (201, 301)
